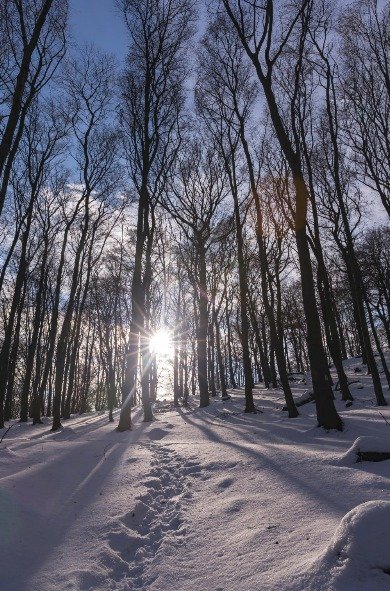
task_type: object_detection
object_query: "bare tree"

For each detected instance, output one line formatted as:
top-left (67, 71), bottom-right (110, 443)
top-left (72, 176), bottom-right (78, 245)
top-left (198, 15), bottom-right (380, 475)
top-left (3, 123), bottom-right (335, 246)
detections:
top-left (0, 100), bottom-right (68, 427)
top-left (220, 0), bottom-right (342, 429)
top-left (339, 0), bottom-right (390, 217)
top-left (196, 21), bottom-right (261, 412)
top-left (51, 49), bottom-right (121, 431)
top-left (0, 0), bottom-right (67, 218)
top-left (308, 16), bottom-right (387, 406)
top-left (198, 14), bottom-right (299, 416)
top-left (163, 141), bottom-right (228, 408)
top-left (117, 0), bottom-right (195, 430)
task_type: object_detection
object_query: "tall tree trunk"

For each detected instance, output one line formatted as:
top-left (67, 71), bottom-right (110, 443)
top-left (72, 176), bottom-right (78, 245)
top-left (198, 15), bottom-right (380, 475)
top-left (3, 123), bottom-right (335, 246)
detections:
top-left (52, 197), bottom-right (91, 431)
top-left (240, 128), bottom-right (298, 417)
top-left (196, 236), bottom-right (209, 407)
top-left (0, 0), bottom-right (55, 216)
top-left (21, 239), bottom-right (50, 423)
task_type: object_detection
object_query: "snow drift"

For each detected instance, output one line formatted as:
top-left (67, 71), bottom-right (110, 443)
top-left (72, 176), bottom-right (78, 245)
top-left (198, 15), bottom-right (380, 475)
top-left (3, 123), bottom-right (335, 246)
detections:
top-left (339, 436), bottom-right (390, 465)
top-left (294, 501), bottom-right (390, 591)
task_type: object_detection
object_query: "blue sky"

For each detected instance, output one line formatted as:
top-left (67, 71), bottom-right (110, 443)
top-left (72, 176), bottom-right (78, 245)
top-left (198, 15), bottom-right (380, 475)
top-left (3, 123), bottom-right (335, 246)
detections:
top-left (69, 0), bottom-right (129, 60)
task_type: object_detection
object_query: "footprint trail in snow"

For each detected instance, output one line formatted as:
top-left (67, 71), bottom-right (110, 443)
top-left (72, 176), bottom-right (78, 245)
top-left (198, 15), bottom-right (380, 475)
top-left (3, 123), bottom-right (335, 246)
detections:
top-left (102, 443), bottom-right (202, 591)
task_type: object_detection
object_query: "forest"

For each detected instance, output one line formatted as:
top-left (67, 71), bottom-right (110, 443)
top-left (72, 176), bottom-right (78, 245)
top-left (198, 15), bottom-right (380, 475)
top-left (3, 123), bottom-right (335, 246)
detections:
top-left (0, 1), bottom-right (389, 590)
top-left (0, 0), bottom-right (389, 432)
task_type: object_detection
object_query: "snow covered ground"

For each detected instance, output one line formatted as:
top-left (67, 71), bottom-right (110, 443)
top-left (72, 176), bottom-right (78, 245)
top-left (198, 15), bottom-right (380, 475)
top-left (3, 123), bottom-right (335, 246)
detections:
top-left (1, 361), bottom-right (390, 591)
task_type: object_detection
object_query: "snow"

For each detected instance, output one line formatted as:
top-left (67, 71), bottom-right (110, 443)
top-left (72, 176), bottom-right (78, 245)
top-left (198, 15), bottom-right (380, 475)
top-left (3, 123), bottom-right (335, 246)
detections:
top-left (340, 436), bottom-right (390, 465)
top-left (0, 361), bottom-right (390, 591)
top-left (293, 501), bottom-right (390, 591)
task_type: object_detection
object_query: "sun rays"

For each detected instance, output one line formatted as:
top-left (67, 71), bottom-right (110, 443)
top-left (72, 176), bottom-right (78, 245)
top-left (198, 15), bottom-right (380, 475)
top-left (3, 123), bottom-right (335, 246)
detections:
top-left (149, 329), bottom-right (173, 358)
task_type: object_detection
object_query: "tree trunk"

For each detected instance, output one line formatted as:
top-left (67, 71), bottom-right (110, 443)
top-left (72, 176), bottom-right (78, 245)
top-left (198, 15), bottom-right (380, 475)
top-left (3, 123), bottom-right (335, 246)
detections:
top-left (196, 236), bottom-right (209, 407)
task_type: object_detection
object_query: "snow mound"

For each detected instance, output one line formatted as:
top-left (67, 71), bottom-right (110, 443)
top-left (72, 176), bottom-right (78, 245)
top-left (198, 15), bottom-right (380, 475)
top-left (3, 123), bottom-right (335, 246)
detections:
top-left (302, 501), bottom-right (390, 590)
top-left (339, 436), bottom-right (390, 465)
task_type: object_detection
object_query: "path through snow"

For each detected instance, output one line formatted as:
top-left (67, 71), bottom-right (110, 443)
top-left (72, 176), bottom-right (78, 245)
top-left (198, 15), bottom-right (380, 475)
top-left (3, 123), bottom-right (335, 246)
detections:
top-left (1, 371), bottom-right (390, 591)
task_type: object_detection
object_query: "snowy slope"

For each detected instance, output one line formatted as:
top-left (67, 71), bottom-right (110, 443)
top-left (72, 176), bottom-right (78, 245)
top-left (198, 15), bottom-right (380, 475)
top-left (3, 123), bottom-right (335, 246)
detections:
top-left (1, 366), bottom-right (390, 591)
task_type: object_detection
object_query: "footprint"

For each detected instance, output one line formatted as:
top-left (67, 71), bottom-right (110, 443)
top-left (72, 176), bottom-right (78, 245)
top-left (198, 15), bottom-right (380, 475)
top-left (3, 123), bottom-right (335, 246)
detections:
top-left (107, 531), bottom-right (143, 555)
top-left (216, 477), bottom-right (235, 490)
top-left (143, 478), bottom-right (162, 489)
top-left (121, 501), bottom-right (149, 530)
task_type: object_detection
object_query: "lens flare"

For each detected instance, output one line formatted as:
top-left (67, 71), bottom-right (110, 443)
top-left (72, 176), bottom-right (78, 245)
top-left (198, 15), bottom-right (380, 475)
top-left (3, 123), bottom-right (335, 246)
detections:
top-left (149, 329), bottom-right (172, 357)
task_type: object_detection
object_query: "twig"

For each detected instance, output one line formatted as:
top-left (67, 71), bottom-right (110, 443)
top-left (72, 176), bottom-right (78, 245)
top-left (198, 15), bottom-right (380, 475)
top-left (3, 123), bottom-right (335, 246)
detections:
top-left (0, 424), bottom-right (14, 444)
top-left (378, 411), bottom-right (390, 427)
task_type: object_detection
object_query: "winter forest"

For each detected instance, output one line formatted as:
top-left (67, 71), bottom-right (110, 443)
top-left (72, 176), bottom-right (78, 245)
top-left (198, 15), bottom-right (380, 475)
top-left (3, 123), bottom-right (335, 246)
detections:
top-left (0, 0), bottom-right (390, 590)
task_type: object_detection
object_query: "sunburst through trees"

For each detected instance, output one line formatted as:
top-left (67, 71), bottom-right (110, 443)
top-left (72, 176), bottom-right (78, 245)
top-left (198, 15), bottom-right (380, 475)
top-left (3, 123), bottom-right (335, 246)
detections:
top-left (0, 0), bottom-right (389, 432)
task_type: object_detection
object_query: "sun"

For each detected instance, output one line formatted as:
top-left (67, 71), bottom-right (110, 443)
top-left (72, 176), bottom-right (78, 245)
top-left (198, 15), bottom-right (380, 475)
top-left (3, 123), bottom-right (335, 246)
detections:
top-left (149, 329), bottom-right (173, 357)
